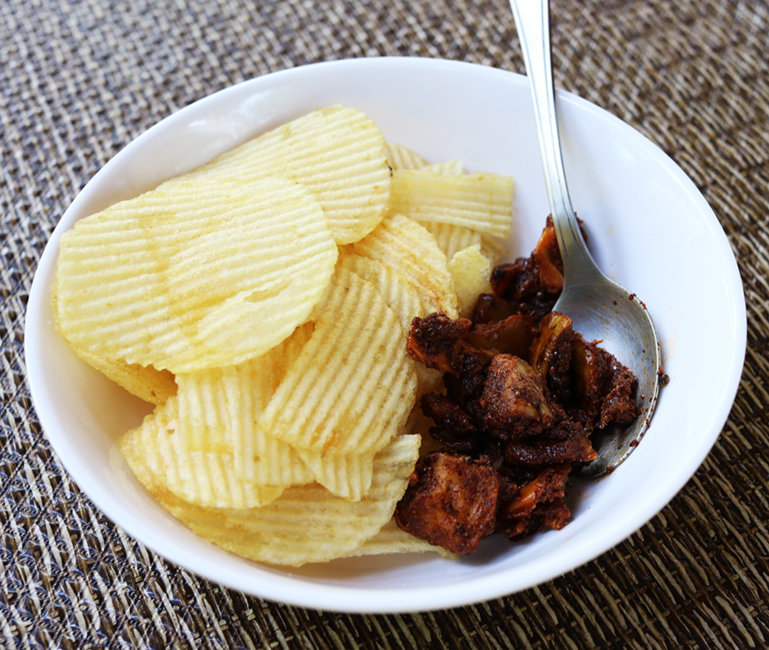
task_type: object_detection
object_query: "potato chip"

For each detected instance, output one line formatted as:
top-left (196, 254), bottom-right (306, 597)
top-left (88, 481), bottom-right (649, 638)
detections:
top-left (423, 159), bottom-right (464, 175)
top-left (174, 365), bottom-right (230, 454)
top-left (351, 213), bottom-right (458, 318)
top-left (121, 399), bottom-right (286, 509)
top-left (448, 244), bottom-right (493, 317)
top-left (52, 280), bottom-right (177, 405)
top-left (385, 143), bottom-right (427, 170)
top-left (124, 433), bottom-right (421, 566)
top-left (175, 324), bottom-right (314, 486)
top-left (338, 251), bottom-right (441, 404)
top-left (186, 106), bottom-right (391, 244)
top-left (349, 519), bottom-right (454, 558)
top-left (295, 447), bottom-right (376, 501)
top-left (385, 143), bottom-right (462, 175)
top-left (481, 234), bottom-right (510, 265)
top-left (420, 222), bottom-right (483, 260)
top-left (259, 269), bottom-right (417, 456)
top-left (55, 176), bottom-right (337, 373)
top-left (71, 345), bottom-right (176, 406)
top-left (389, 169), bottom-right (514, 239)
top-left (337, 253), bottom-right (424, 333)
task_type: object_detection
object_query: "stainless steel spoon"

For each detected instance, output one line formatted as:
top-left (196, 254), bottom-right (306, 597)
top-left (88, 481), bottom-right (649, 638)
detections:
top-left (509, 0), bottom-right (662, 476)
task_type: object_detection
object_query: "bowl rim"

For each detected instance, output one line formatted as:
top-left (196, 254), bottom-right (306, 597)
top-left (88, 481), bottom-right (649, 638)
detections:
top-left (24, 56), bottom-right (747, 613)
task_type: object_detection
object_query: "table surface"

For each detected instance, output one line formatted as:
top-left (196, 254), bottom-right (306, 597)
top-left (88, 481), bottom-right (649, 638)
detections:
top-left (3, 0), bottom-right (768, 647)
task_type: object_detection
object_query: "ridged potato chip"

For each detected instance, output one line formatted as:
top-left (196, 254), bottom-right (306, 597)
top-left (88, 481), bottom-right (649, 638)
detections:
top-left (386, 142), bottom-right (463, 175)
top-left (295, 447), bottom-right (376, 501)
top-left (419, 211), bottom-right (510, 265)
top-left (259, 269), bottom-right (417, 456)
top-left (52, 281), bottom-right (177, 405)
top-left (337, 253), bottom-right (424, 333)
top-left (448, 244), bottom-right (493, 317)
top-left (481, 234), bottom-right (510, 265)
top-left (385, 143), bottom-right (427, 170)
top-left (185, 106), bottom-right (391, 244)
top-left (123, 433), bottom-right (421, 566)
top-left (55, 176), bottom-right (337, 373)
top-left (350, 519), bottom-right (454, 558)
top-left (423, 159), bottom-right (464, 175)
top-left (420, 222), bottom-right (483, 261)
top-left (351, 213), bottom-right (458, 318)
top-left (337, 251), bottom-right (441, 407)
top-left (121, 399), bottom-right (286, 509)
top-left (69, 345), bottom-right (176, 406)
top-left (175, 324), bottom-right (314, 487)
top-left (389, 168), bottom-right (514, 239)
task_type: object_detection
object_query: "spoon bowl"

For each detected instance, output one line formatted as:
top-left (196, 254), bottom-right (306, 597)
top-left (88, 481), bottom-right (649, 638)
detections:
top-left (510, 0), bottom-right (662, 474)
top-left (553, 275), bottom-right (661, 475)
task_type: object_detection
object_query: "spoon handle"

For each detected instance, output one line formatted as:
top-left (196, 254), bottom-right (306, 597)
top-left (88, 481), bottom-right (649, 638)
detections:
top-left (509, 0), bottom-right (596, 279)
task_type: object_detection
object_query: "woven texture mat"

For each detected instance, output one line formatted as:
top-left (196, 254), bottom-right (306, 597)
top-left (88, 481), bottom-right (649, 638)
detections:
top-left (3, 0), bottom-right (768, 647)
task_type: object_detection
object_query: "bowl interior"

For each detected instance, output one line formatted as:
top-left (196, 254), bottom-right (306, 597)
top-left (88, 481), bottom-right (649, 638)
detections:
top-left (24, 58), bottom-right (745, 612)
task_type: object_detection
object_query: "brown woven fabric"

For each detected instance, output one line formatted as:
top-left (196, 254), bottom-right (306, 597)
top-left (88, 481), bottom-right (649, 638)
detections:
top-left (2, 0), bottom-right (767, 646)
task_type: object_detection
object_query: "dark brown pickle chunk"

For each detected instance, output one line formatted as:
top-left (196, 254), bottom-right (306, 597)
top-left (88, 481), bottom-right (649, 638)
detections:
top-left (489, 218), bottom-right (564, 321)
top-left (465, 314), bottom-right (533, 358)
top-left (421, 392), bottom-right (479, 454)
top-left (471, 293), bottom-right (519, 324)
top-left (407, 313), bottom-right (472, 373)
top-left (530, 217), bottom-right (564, 292)
top-left (502, 434), bottom-right (597, 468)
top-left (490, 258), bottom-right (538, 302)
top-left (529, 311), bottom-right (576, 404)
top-left (395, 452), bottom-right (499, 555)
top-left (489, 258), bottom-right (558, 321)
top-left (512, 500), bottom-right (571, 539)
top-left (496, 464), bottom-right (571, 540)
top-left (598, 359), bottom-right (638, 428)
top-left (443, 349), bottom-right (488, 408)
top-left (572, 339), bottom-right (638, 429)
top-left (480, 354), bottom-right (555, 439)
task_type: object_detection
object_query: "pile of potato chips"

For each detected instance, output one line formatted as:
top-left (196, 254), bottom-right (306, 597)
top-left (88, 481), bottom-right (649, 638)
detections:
top-left (53, 106), bottom-right (515, 566)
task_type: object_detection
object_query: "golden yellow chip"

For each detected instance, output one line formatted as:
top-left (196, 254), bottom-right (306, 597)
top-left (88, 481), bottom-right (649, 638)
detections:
top-left (186, 106), bottom-right (391, 244)
top-left (385, 143), bottom-right (462, 175)
top-left (259, 269), bottom-right (417, 456)
top-left (351, 213), bottom-right (458, 318)
top-left (337, 253), bottom-right (424, 333)
top-left (232, 324), bottom-right (314, 485)
top-left (125, 433), bottom-right (421, 566)
top-left (52, 280), bottom-right (176, 405)
top-left (295, 447), bottom-right (376, 501)
top-left (448, 244), bottom-right (493, 317)
top-left (55, 177), bottom-right (337, 373)
top-left (175, 324), bottom-right (314, 486)
top-left (417, 214), bottom-right (509, 263)
top-left (389, 168), bottom-right (514, 239)
top-left (174, 365), bottom-right (230, 454)
top-left (420, 222), bottom-right (483, 260)
top-left (121, 399), bottom-right (286, 509)
top-left (423, 159), bottom-right (464, 175)
top-left (385, 142), bottom-right (427, 170)
top-left (349, 518), bottom-right (454, 558)
top-left (481, 235), bottom-right (510, 265)
top-left (178, 360), bottom-right (315, 485)
top-left (338, 251), bottom-right (441, 404)
top-left (61, 332), bottom-right (176, 406)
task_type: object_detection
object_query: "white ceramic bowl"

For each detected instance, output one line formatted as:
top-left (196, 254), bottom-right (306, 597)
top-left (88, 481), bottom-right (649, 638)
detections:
top-left (25, 58), bottom-right (746, 613)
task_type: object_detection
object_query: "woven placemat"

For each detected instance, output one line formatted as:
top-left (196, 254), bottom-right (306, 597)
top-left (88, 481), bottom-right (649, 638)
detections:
top-left (2, 0), bottom-right (768, 646)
